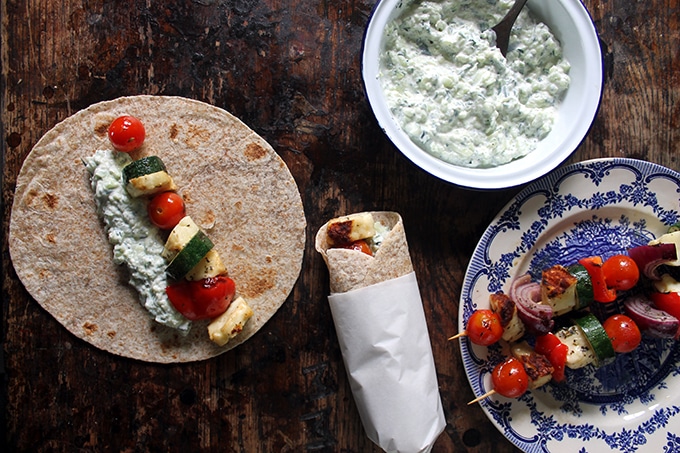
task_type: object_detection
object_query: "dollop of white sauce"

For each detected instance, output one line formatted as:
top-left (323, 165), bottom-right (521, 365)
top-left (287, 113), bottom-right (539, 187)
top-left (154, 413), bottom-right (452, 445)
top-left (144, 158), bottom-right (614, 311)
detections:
top-left (84, 149), bottom-right (191, 334)
top-left (379, 0), bottom-right (571, 168)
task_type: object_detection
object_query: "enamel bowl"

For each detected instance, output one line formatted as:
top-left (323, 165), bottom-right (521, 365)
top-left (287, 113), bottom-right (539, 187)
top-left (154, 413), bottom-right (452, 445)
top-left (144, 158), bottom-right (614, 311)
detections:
top-left (362, 0), bottom-right (603, 189)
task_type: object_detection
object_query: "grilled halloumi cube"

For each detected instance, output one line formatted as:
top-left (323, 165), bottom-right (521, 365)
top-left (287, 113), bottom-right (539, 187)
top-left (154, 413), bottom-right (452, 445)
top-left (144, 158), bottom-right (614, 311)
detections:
top-left (208, 297), bottom-right (254, 346)
top-left (554, 325), bottom-right (596, 369)
top-left (162, 216), bottom-right (199, 261)
top-left (541, 265), bottom-right (578, 316)
top-left (510, 341), bottom-right (554, 389)
top-left (185, 249), bottom-right (228, 281)
top-left (653, 273), bottom-right (680, 293)
top-left (489, 292), bottom-right (525, 342)
top-left (326, 212), bottom-right (376, 246)
top-left (126, 170), bottom-right (177, 198)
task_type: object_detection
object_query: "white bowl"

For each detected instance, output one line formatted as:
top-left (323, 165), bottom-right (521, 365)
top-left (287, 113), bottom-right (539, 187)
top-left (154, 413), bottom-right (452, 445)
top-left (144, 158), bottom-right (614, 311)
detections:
top-left (362, 0), bottom-right (603, 189)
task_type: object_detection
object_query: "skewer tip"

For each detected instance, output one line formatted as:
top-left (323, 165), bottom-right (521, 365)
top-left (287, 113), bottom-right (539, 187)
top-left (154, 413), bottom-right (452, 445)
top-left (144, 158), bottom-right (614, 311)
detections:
top-left (447, 332), bottom-right (467, 341)
top-left (467, 389), bottom-right (496, 405)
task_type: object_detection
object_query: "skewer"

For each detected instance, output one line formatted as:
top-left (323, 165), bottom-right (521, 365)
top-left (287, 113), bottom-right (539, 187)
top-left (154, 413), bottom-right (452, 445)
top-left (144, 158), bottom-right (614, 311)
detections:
top-left (447, 331), bottom-right (466, 341)
top-left (467, 389), bottom-right (496, 405)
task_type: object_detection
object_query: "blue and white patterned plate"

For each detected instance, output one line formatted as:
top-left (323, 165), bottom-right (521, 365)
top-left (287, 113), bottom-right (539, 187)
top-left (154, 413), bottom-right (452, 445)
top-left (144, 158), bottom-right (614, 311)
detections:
top-left (459, 158), bottom-right (680, 453)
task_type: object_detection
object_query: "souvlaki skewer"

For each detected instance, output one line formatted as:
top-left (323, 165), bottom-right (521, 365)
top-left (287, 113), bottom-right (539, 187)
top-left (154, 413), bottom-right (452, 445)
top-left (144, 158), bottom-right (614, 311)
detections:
top-left (454, 226), bottom-right (680, 403)
top-left (85, 115), bottom-right (254, 347)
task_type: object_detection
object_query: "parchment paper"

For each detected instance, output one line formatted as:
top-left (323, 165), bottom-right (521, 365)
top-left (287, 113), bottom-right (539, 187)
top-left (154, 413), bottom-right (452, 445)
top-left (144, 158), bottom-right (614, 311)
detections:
top-left (328, 272), bottom-right (446, 453)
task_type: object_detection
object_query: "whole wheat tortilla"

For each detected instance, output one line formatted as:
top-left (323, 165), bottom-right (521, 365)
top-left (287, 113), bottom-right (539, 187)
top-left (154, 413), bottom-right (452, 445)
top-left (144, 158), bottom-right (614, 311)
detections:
top-left (314, 212), bottom-right (413, 293)
top-left (9, 95), bottom-right (306, 363)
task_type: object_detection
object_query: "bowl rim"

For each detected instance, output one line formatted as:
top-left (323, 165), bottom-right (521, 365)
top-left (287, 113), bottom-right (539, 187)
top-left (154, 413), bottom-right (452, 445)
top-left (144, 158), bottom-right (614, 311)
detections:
top-left (361, 0), bottom-right (604, 190)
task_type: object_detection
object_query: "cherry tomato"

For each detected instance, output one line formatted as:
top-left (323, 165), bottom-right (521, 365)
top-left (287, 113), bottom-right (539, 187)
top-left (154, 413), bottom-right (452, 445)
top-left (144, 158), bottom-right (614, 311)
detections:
top-left (108, 115), bottom-right (145, 152)
top-left (342, 239), bottom-right (373, 256)
top-left (147, 192), bottom-right (186, 229)
top-left (650, 292), bottom-right (680, 322)
top-left (466, 309), bottom-right (503, 346)
top-left (579, 256), bottom-right (617, 303)
top-left (191, 276), bottom-right (236, 318)
top-left (603, 314), bottom-right (642, 353)
top-left (165, 281), bottom-right (195, 319)
top-left (491, 357), bottom-right (529, 398)
top-left (534, 333), bottom-right (568, 382)
top-left (547, 343), bottom-right (568, 382)
top-left (602, 255), bottom-right (640, 291)
top-left (166, 276), bottom-right (236, 321)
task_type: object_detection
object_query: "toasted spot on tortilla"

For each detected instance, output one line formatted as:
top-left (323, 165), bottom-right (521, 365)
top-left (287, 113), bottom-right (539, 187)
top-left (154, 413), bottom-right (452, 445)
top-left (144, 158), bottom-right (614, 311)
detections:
top-left (24, 189), bottom-right (38, 206)
top-left (95, 122), bottom-right (108, 137)
top-left (169, 123), bottom-right (179, 140)
top-left (234, 201), bottom-right (242, 210)
top-left (39, 269), bottom-right (50, 279)
top-left (42, 193), bottom-right (58, 209)
top-left (187, 124), bottom-right (210, 148)
top-left (245, 142), bottom-right (267, 161)
top-left (160, 334), bottom-right (184, 352)
top-left (83, 322), bottom-right (98, 335)
top-left (46, 233), bottom-right (56, 244)
top-left (107, 331), bottom-right (117, 338)
top-left (240, 268), bottom-right (276, 298)
top-left (182, 191), bottom-right (194, 205)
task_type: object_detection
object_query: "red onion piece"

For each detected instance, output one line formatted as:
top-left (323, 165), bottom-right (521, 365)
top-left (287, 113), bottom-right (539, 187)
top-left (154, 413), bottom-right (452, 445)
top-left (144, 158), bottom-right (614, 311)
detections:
top-left (627, 243), bottom-right (677, 281)
top-left (623, 294), bottom-right (680, 339)
top-left (510, 274), bottom-right (554, 335)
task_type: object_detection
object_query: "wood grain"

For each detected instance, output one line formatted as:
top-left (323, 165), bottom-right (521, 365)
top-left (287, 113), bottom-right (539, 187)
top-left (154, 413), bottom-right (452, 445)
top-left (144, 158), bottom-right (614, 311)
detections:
top-left (2, 0), bottom-right (678, 451)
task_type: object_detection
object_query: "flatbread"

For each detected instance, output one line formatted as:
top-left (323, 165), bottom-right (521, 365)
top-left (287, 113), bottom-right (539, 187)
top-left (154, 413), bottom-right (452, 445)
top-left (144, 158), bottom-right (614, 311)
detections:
top-left (315, 212), bottom-right (413, 293)
top-left (9, 95), bottom-right (306, 363)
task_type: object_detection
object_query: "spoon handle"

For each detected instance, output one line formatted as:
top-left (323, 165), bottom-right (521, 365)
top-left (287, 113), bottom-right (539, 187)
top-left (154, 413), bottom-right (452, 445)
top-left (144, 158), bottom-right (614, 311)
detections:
top-left (492, 0), bottom-right (530, 56)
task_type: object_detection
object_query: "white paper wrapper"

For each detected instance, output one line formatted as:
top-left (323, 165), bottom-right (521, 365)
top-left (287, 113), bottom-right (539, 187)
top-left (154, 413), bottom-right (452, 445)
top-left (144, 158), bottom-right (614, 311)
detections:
top-left (328, 271), bottom-right (446, 453)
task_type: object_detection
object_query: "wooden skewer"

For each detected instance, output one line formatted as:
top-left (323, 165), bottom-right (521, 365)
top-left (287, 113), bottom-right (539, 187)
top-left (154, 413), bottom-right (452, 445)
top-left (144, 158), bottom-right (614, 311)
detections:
top-left (447, 331), bottom-right (467, 341)
top-left (467, 389), bottom-right (496, 405)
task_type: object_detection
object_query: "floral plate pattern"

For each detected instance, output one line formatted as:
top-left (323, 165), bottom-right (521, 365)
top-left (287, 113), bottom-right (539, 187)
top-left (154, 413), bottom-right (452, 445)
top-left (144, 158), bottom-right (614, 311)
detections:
top-left (459, 158), bottom-right (680, 453)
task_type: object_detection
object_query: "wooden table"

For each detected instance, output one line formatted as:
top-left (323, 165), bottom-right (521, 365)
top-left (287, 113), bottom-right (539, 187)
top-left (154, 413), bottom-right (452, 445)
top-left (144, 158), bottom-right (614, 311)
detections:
top-left (2, 0), bottom-right (678, 451)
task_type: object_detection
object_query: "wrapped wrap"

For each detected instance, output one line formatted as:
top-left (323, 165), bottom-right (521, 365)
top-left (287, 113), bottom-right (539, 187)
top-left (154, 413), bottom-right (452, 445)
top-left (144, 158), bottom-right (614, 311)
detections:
top-left (315, 212), bottom-right (445, 453)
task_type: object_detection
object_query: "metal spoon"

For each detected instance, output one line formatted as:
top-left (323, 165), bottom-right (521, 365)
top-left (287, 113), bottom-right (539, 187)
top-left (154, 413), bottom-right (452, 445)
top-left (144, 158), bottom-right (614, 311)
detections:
top-left (492, 0), bottom-right (529, 56)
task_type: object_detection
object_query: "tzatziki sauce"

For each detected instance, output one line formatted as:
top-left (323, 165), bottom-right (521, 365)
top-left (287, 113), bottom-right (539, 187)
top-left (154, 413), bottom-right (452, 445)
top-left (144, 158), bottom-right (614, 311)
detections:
top-left (84, 149), bottom-right (191, 334)
top-left (379, 0), bottom-right (571, 168)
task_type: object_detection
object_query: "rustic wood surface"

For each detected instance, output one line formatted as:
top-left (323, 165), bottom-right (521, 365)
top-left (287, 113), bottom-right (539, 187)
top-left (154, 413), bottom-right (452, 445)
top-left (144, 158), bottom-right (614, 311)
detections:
top-left (2, 0), bottom-right (678, 451)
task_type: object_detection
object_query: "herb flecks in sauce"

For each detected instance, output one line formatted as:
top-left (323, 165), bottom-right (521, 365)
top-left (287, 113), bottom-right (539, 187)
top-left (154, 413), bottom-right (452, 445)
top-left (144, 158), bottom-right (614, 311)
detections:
top-left (380, 0), bottom-right (570, 168)
top-left (84, 149), bottom-right (191, 334)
